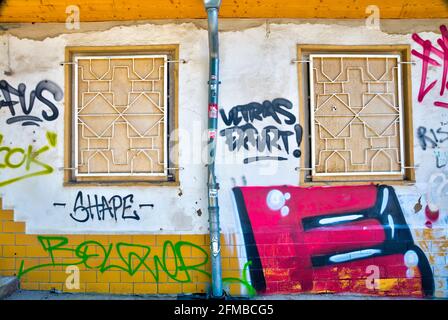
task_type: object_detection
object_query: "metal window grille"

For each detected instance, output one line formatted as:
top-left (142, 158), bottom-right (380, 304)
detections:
top-left (73, 55), bottom-right (168, 178)
top-left (309, 54), bottom-right (405, 177)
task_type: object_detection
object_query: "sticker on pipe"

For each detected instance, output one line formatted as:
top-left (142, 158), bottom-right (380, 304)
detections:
top-left (208, 103), bottom-right (218, 118)
top-left (209, 129), bottom-right (217, 139)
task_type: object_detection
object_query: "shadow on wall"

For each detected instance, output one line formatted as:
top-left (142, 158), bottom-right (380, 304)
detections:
top-left (232, 184), bottom-right (435, 297)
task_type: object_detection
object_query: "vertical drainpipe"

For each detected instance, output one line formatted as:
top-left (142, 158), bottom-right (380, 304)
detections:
top-left (203, 0), bottom-right (223, 298)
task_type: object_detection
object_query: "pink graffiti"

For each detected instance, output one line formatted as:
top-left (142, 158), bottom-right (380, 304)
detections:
top-left (412, 25), bottom-right (448, 108)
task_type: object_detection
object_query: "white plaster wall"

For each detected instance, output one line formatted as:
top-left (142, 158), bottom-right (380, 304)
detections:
top-left (0, 22), bottom-right (446, 237)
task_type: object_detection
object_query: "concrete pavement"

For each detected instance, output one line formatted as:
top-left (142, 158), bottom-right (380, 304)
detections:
top-left (4, 289), bottom-right (435, 300)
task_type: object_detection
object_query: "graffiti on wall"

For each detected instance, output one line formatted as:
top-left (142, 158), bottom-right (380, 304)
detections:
top-left (424, 172), bottom-right (448, 228)
top-left (417, 126), bottom-right (448, 151)
top-left (219, 98), bottom-right (303, 164)
top-left (0, 80), bottom-right (63, 126)
top-left (17, 236), bottom-right (255, 294)
top-left (53, 191), bottom-right (155, 223)
top-left (232, 184), bottom-right (434, 296)
top-left (417, 125), bottom-right (448, 168)
top-left (0, 131), bottom-right (57, 187)
top-left (433, 150), bottom-right (448, 169)
top-left (412, 25), bottom-right (448, 108)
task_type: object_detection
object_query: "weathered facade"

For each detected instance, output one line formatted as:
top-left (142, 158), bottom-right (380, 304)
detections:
top-left (0, 1), bottom-right (448, 298)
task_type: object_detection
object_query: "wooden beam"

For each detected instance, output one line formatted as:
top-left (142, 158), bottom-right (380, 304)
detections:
top-left (1, 0), bottom-right (448, 23)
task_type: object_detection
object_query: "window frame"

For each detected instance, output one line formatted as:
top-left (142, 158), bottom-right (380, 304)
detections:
top-left (297, 45), bottom-right (415, 186)
top-left (64, 45), bottom-right (179, 186)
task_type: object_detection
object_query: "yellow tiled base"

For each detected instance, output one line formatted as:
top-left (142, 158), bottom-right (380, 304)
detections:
top-left (0, 200), bottom-right (246, 295)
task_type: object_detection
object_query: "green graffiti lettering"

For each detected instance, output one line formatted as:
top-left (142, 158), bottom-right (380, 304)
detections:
top-left (115, 243), bottom-right (151, 275)
top-left (39, 236), bottom-right (72, 263)
top-left (222, 261), bottom-right (257, 297)
top-left (17, 236), bottom-right (256, 295)
top-left (174, 241), bottom-right (210, 282)
top-left (0, 131), bottom-right (56, 187)
top-left (4, 147), bottom-right (26, 168)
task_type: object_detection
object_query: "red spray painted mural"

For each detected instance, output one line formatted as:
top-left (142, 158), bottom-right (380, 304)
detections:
top-left (412, 24), bottom-right (448, 108)
top-left (233, 185), bottom-right (434, 296)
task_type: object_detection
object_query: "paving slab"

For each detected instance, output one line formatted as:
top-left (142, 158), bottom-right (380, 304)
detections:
top-left (0, 277), bottom-right (19, 300)
top-left (4, 290), bottom-right (439, 300)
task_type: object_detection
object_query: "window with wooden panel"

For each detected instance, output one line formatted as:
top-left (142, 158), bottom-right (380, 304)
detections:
top-left (298, 45), bottom-right (415, 184)
top-left (64, 46), bottom-right (179, 185)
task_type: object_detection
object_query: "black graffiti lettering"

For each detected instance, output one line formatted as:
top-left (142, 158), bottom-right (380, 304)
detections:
top-left (437, 128), bottom-right (448, 144)
top-left (6, 115), bottom-right (43, 126)
top-left (101, 195), bottom-right (114, 221)
top-left (221, 124), bottom-right (246, 152)
top-left (262, 125), bottom-right (293, 153)
top-left (0, 98), bottom-right (18, 113)
top-left (417, 126), bottom-right (438, 150)
top-left (122, 194), bottom-right (140, 221)
top-left (68, 191), bottom-right (142, 223)
top-left (244, 156), bottom-right (288, 164)
top-left (70, 191), bottom-right (89, 223)
top-left (110, 195), bottom-right (123, 222)
top-left (417, 126), bottom-right (448, 168)
top-left (53, 203), bottom-right (66, 207)
top-left (35, 80), bottom-right (63, 121)
top-left (0, 80), bottom-right (24, 115)
top-left (222, 124), bottom-right (253, 151)
top-left (220, 98), bottom-right (302, 163)
top-left (220, 98), bottom-right (296, 126)
top-left (293, 124), bottom-right (303, 158)
top-left (220, 124), bottom-right (297, 156)
top-left (417, 126), bottom-right (448, 150)
top-left (0, 80), bottom-right (63, 126)
top-left (139, 204), bottom-right (154, 209)
top-left (417, 126), bottom-right (448, 149)
top-left (272, 98), bottom-right (296, 125)
top-left (220, 108), bottom-right (240, 126)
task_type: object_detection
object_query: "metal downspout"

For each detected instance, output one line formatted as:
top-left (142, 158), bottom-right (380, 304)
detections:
top-left (203, 0), bottom-right (223, 298)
